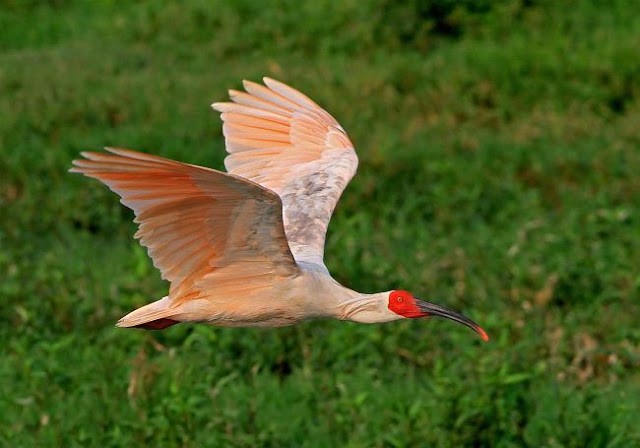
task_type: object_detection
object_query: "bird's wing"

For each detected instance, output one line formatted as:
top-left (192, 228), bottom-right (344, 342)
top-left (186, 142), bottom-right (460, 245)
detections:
top-left (71, 148), bottom-right (299, 304)
top-left (212, 78), bottom-right (358, 266)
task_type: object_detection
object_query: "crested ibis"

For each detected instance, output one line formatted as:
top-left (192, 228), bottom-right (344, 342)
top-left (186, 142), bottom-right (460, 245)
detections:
top-left (71, 78), bottom-right (488, 341)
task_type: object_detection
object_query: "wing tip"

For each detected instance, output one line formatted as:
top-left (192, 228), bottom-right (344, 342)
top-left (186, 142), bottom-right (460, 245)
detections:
top-left (262, 76), bottom-right (278, 87)
top-left (69, 151), bottom-right (98, 173)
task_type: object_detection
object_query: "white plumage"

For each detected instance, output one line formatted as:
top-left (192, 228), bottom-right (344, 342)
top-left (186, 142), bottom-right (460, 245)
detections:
top-left (71, 77), bottom-right (488, 341)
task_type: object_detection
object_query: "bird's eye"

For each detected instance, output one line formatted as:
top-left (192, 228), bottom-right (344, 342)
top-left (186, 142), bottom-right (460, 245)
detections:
top-left (397, 296), bottom-right (403, 302)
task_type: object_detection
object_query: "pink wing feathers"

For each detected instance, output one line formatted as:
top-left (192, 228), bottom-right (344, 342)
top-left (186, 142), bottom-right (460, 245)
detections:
top-left (70, 148), bottom-right (299, 307)
top-left (212, 78), bottom-right (359, 266)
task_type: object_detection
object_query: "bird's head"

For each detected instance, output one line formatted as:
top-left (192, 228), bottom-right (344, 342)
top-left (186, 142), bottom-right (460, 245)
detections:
top-left (386, 289), bottom-right (489, 341)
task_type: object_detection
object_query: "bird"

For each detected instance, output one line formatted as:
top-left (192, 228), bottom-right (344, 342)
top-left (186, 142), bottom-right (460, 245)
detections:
top-left (71, 77), bottom-right (488, 342)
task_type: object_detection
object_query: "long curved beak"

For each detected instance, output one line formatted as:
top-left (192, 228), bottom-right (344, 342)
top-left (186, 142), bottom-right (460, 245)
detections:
top-left (416, 299), bottom-right (489, 342)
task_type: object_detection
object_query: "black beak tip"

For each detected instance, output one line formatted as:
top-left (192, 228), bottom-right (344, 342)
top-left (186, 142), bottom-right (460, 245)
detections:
top-left (416, 298), bottom-right (489, 342)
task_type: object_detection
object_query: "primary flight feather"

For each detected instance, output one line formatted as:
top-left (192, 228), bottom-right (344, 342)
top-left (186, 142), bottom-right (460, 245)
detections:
top-left (71, 77), bottom-right (488, 340)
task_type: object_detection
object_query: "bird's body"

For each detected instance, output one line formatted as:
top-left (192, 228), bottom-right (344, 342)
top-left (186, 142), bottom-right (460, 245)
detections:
top-left (71, 78), bottom-right (488, 341)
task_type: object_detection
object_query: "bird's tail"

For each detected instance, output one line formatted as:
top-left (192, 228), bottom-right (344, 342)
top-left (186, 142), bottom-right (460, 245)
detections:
top-left (116, 296), bottom-right (179, 330)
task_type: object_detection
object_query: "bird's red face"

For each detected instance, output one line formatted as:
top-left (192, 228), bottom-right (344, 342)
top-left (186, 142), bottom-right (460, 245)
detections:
top-left (388, 290), bottom-right (489, 341)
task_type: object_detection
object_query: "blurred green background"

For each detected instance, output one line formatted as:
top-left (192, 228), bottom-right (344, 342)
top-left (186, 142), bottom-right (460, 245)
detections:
top-left (1, 0), bottom-right (639, 446)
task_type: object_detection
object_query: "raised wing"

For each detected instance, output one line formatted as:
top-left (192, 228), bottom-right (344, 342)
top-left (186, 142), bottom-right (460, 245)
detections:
top-left (212, 78), bottom-right (358, 266)
top-left (70, 148), bottom-right (299, 304)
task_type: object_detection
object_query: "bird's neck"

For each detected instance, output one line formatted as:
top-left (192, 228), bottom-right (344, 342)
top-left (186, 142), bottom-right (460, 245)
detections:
top-left (298, 270), bottom-right (396, 323)
top-left (335, 289), bottom-right (397, 324)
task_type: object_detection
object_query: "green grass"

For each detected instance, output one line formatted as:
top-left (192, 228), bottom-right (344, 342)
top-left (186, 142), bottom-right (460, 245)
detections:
top-left (2, 0), bottom-right (640, 446)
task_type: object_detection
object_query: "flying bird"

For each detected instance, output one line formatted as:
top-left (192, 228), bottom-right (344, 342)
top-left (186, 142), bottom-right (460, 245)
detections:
top-left (71, 77), bottom-right (488, 341)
